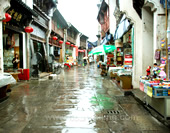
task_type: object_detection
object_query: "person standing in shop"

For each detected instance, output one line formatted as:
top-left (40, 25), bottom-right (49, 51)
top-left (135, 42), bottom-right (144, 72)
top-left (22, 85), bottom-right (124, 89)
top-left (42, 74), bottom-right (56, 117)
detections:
top-left (12, 54), bottom-right (20, 71)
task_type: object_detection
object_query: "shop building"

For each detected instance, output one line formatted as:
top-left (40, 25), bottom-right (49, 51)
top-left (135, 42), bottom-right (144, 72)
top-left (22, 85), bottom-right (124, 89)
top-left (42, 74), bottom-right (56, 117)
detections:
top-left (0, 0), bottom-right (11, 73)
top-left (78, 34), bottom-right (88, 66)
top-left (51, 9), bottom-right (69, 63)
top-left (29, 0), bottom-right (57, 77)
top-left (2, 0), bottom-right (37, 73)
top-left (113, 0), bottom-right (170, 119)
top-left (66, 23), bottom-right (80, 62)
top-left (117, 0), bottom-right (167, 88)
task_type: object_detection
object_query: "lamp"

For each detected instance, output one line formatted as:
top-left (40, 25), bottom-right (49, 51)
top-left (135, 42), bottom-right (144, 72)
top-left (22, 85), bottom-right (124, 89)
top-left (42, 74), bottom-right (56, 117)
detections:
top-left (25, 26), bottom-right (33, 33)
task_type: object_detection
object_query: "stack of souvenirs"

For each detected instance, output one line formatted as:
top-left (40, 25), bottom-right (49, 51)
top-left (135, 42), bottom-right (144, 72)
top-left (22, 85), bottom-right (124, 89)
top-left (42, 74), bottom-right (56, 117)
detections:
top-left (101, 63), bottom-right (107, 76)
top-left (145, 63), bottom-right (166, 80)
top-left (140, 63), bottom-right (170, 97)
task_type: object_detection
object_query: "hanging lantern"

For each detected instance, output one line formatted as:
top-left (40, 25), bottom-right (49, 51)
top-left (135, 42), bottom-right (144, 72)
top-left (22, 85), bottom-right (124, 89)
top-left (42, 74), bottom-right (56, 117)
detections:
top-left (2, 13), bottom-right (11, 22)
top-left (52, 36), bottom-right (58, 40)
top-left (25, 26), bottom-right (34, 33)
top-left (65, 42), bottom-right (70, 45)
top-left (71, 44), bottom-right (74, 47)
top-left (59, 40), bottom-right (63, 44)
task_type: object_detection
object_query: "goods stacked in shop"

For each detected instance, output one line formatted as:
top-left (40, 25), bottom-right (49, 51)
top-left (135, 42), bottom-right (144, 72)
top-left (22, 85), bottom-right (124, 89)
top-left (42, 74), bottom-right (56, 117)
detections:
top-left (140, 77), bottom-right (170, 98)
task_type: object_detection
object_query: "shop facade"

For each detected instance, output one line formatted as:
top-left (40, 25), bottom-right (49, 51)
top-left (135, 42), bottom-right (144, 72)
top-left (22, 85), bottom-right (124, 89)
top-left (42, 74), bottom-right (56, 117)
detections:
top-left (66, 24), bottom-right (80, 64)
top-left (2, 0), bottom-right (37, 73)
top-left (0, 0), bottom-right (11, 73)
top-left (115, 0), bottom-right (170, 119)
top-left (30, 9), bottom-right (49, 76)
top-left (115, 0), bottom-right (167, 88)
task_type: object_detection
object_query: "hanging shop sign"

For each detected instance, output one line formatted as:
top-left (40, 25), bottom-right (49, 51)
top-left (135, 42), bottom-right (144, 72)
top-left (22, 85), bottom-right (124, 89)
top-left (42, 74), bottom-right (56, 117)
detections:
top-left (6, 8), bottom-right (27, 28)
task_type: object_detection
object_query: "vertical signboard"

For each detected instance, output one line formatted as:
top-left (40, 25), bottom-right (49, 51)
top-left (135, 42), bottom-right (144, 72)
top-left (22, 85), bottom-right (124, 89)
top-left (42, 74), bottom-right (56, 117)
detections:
top-left (76, 46), bottom-right (78, 57)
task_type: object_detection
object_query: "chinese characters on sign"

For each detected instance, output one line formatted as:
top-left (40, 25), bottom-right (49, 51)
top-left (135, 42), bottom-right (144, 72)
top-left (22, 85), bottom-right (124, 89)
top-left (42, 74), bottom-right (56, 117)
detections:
top-left (7, 9), bottom-right (23, 22)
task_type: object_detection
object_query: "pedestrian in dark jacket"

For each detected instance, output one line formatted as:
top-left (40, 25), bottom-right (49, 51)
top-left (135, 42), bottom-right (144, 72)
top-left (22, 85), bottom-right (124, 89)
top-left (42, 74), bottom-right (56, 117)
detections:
top-left (12, 54), bottom-right (20, 70)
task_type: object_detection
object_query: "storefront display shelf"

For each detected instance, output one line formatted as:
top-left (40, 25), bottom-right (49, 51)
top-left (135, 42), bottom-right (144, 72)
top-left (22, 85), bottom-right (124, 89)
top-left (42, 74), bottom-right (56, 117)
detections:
top-left (153, 88), bottom-right (170, 98)
top-left (153, 96), bottom-right (170, 98)
top-left (140, 79), bottom-right (170, 119)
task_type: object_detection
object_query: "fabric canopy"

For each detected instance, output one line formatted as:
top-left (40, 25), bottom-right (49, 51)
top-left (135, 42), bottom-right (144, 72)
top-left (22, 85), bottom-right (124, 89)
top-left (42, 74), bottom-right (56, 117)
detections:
top-left (160, 0), bottom-right (170, 9)
top-left (89, 45), bottom-right (116, 55)
top-left (100, 33), bottom-right (112, 45)
top-left (114, 15), bottom-right (131, 40)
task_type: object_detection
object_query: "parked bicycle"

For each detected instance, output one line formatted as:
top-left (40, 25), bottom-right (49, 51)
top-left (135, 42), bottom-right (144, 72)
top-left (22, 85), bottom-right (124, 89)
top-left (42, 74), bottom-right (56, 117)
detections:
top-left (52, 61), bottom-right (62, 75)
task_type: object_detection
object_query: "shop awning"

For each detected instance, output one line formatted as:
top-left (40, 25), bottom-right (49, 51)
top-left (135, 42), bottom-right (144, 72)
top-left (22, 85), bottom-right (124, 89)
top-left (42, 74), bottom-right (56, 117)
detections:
top-left (114, 15), bottom-right (132, 40)
top-left (88, 41), bottom-right (98, 47)
top-left (89, 45), bottom-right (116, 55)
top-left (160, 0), bottom-right (170, 9)
top-left (100, 33), bottom-right (112, 45)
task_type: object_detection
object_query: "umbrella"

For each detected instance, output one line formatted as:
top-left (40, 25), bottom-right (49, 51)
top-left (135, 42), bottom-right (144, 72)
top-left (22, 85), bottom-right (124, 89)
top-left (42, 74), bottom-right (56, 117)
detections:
top-left (89, 45), bottom-right (116, 55)
top-left (83, 57), bottom-right (88, 59)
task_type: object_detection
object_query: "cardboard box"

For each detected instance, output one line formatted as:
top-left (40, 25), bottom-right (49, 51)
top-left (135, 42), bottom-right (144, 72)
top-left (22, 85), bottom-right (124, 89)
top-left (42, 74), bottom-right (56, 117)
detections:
top-left (120, 76), bottom-right (132, 89)
top-left (110, 72), bottom-right (117, 78)
top-left (116, 75), bottom-right (121, 82)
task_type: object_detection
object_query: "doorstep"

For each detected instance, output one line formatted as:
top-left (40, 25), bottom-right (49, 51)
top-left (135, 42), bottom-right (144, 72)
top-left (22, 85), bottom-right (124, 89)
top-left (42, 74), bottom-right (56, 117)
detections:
top-left (131, 88), bottom-right (146, 103)
top-left (31, 72), bottom-right (52, 79)
top-left (39, 72), bottom-right (52, 78)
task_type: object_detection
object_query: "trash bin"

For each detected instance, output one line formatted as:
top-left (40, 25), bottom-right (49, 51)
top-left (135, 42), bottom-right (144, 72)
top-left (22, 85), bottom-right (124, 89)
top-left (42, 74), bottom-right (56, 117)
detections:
top-left (18, 69), bottom-right (30, 80)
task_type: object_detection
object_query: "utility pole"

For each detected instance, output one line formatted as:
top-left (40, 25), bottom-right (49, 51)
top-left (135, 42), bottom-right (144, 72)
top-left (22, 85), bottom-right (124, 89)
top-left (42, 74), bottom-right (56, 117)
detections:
top-left (165, 0), bottom-right (169, 80)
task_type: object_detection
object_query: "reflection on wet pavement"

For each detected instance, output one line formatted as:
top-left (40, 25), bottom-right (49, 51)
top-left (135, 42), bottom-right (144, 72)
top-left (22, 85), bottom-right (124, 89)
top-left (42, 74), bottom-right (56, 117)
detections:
top-left (0, 64), bottom-right (169, 133)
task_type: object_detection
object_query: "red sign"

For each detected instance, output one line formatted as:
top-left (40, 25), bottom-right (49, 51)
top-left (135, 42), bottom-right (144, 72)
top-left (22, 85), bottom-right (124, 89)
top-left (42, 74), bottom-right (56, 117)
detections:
top-left (76, 46), bottom-right (78, 56)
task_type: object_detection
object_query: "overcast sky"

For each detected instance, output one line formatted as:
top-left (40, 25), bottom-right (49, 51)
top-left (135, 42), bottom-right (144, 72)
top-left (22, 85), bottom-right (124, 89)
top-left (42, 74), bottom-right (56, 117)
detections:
top-left (57, 0), bottom-right (99, 42)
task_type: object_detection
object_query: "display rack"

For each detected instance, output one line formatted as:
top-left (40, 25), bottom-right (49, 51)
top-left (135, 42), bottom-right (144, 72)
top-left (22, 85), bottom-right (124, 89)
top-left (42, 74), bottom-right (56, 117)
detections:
top-left (116, 47), bottom-right (123, 66)
top-left (139, 79), bottom-right (170, 119)
top-left (124, 48), bottom-right (132, 70)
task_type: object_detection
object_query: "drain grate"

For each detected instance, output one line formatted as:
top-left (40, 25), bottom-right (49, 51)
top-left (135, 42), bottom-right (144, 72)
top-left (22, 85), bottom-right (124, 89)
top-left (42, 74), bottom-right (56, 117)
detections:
top-left (107, 110), bottom-right (120, 114)
top-left (103, 105), bottom-right (128, 121)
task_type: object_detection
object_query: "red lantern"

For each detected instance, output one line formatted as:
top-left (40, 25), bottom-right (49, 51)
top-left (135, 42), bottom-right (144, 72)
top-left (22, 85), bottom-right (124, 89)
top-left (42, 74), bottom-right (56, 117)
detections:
top-left (2, 13), bottom-right (11, 22)
top-left (25, 26), bottom-right (34, 33)
top-left (65, 42), bottom-right (70, 45)
top-left (71, 44), bottom-right (74, 47)
top-left (59, 40), bottom-right (63, 44)
top-left (52, 36), bottom-right (58, 40)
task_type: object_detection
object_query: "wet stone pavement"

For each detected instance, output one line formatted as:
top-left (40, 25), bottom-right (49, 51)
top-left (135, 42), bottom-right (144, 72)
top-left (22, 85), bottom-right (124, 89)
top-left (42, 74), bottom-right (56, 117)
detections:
top-left (0, 64), bottom-right (169, 133)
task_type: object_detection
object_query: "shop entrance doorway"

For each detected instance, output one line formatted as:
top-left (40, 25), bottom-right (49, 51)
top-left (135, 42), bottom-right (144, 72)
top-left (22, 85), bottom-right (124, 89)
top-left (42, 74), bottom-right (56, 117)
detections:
top-left (3, 29), bottom-right (23, 72)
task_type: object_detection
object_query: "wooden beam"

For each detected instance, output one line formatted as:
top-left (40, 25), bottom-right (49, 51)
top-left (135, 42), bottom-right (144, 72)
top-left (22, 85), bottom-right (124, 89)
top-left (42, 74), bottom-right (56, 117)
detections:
top-left (165, 0), bottom-right (169, 80)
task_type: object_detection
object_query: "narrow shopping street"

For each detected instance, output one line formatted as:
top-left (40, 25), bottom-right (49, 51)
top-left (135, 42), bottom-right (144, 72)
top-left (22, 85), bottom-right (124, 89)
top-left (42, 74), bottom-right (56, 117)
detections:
top-left (0, 65), bottom-right (169, 133)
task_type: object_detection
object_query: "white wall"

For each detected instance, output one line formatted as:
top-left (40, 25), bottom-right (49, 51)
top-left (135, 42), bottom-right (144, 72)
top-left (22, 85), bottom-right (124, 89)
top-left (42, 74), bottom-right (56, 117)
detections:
top-left (119, 0), bottom-right (143, 88)
top-left (109, 0), bottom-right (116, 35)
top-left (22, 0), bottom-right (33, 9)
top-left (0, 21), bottom-right (3, 73)
top-left (22, 33), bottom-right (26, 69)
top-left (76, 33), bottom-right (81, 47)
top-left (144, 0), bottom-right (165, 63)
top-left (0, 0), bottom-right (10, 73)
top-left (142, 6), bottom-right (153, 73)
